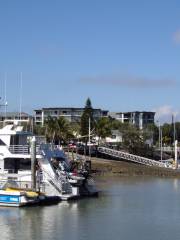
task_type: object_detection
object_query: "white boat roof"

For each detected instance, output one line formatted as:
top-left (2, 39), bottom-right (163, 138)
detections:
top-left (0, 124), bottom-right (32, 135)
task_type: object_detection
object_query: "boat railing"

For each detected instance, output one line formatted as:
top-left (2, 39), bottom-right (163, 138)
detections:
top-left (39, 143), bottom-right (63, 151)
top-left (0, 173), bottom-right (46, 192)
top-left (8, 144), bottom-right (63, 155)
top-left (8, 145), bottom-right (41, 155)
top-left (0, 173), bottom-right (31, 189)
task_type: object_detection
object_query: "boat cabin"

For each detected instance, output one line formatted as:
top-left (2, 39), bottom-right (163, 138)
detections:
top-left (0, 124), bottom-right (34, 175)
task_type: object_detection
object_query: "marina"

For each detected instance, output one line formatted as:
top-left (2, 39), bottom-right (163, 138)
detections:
top-left (1, 176), bottom-right (180, 240)
top-left (0, 121), bottom-right (98, 206)
top-left (0, 1), bottom-right (180, 240)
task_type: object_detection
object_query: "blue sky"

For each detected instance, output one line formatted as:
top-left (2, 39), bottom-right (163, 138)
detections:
top-left (0, 0), bottom-right (180, 122)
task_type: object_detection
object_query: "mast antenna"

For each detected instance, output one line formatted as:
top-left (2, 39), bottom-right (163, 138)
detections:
top-left (19, 72), bottom-right (23, 121)
top-left (4, 72), bottom-right (7, 120)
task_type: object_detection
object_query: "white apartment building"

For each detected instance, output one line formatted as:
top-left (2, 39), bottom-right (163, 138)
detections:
top-left (34, 107), bottom-right (109, 126)
top-left (109, 111), bottom-right (155, 129)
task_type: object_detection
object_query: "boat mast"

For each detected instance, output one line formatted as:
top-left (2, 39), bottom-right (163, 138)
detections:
top-left (4, 73), bottom-right (7, 121)
top-left (0, 75), bottom-right (8, 126)
top-left (19, 72), bottom-right (23, 122)
top-left (30, 136), bottom-right (36, 190)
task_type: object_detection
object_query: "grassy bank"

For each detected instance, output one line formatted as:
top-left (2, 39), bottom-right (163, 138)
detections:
top-left (91, 157), bottom-right (180, 178)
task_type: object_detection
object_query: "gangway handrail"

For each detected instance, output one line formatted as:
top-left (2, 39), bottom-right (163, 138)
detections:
top-left (39, 158), bottom-right (72, 194)
top-left (40, 165), bottom-right (63, 193)
top-left (98, 147), bottom-right (167, 168)
top-left (156, 146), bottom-right (180, 152)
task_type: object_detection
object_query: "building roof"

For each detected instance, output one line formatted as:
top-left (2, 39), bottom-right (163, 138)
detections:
top-left (0, 112), bottom-right (32, 118)
top-left (34, 107), bottom-right (108, 112)
top-left (109, 111), bottom-right (155, 115)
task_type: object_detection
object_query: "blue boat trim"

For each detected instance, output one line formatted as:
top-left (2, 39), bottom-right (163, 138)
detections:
top-left (0, 194), bottom-right (20, 203)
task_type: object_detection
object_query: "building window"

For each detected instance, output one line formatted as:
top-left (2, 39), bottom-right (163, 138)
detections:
top-left (36, 111), bottom-right (41, 115)
top-left (111, 135), bottom-right (116, 139)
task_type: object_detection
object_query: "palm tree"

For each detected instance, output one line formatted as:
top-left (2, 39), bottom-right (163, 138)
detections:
top-left (45, 116), bottom-right (75, 144)
top-left (44, 116), bottom-right (57, 143)
top-left (55, 116), bottom-right (74, 144)
top-left (70, 122), bottom-right (81, 139)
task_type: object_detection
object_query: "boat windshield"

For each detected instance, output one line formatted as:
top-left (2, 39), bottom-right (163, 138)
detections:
top-left (51, 157), bottom-right (70, 171)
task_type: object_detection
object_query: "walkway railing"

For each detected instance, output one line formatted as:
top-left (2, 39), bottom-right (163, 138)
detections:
top-left (98, 147), bottom-right (167, 168)
top-left (156, 146), bottom-right (180, 152)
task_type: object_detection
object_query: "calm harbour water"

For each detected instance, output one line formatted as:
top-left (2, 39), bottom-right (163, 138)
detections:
top-left (1, 176), bottom-right (180, 240)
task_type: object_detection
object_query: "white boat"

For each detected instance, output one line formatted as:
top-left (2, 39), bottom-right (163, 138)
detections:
top-left (0, 121), bottom-right (98, 205)
top-left (0, 188), bottom-right (39, 207)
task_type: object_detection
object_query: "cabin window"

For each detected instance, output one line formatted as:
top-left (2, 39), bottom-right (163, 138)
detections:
top-left (10, 135), bottom-right (19, 145)
top-left (0, 139), bottom-right (6, 146)
top-left (10, 135), bottom-right (28, 145)
top-left (19, 159), bottom-right (31, 170)
top-left (4, 158), bottom-right (31, 173)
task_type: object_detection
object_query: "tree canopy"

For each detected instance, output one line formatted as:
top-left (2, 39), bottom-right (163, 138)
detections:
top-left (44, 116), bottom-right (74, 144)
top-left (80, 98), bottom-right (95, 142)
top-left (95, 117), bottom-right (112, 144)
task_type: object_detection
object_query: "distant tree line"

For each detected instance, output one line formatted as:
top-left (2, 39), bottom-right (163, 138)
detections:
top-left (33, 98), bottom-right (180, 158)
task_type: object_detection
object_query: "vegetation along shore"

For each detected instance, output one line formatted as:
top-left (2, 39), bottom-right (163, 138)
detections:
top-left (90, 157), bottom-right (180, 178)
top-left (10, 97), bottom-right (179, 178)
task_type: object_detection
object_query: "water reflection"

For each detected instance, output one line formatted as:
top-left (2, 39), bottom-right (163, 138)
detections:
top-left (1, 177), bottom-right (180, 240)
top-left (173, 178), bottom-right (179, 191)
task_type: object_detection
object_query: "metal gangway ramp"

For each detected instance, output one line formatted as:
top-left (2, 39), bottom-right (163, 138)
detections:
top-left (98, 147), bottom-right (167, 168)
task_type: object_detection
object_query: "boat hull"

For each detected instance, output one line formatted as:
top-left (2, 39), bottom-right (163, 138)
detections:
top-left (0, 190), bottom-right (39, 207)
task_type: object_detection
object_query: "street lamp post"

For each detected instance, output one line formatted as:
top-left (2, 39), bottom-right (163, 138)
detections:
top-left (157, 120), bottom-right (162, 161)
top-left (158, 121), bottom-right (161, 150)
top-left (175, 140), bottom-right (178, 169)
top-left (160, 128), bottom-right (163, 161)
top-left (173, 114), bottom-right (176, 154)
top-left (156, 120), bottom-right (161, 150)
top-left (88, 117), bottom-right (91, 160)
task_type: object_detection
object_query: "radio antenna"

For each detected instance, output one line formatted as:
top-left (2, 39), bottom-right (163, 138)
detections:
top-left (4, 72), bottom-right (7, 120)
top-left (19, 72), bottom-right (23, 121)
